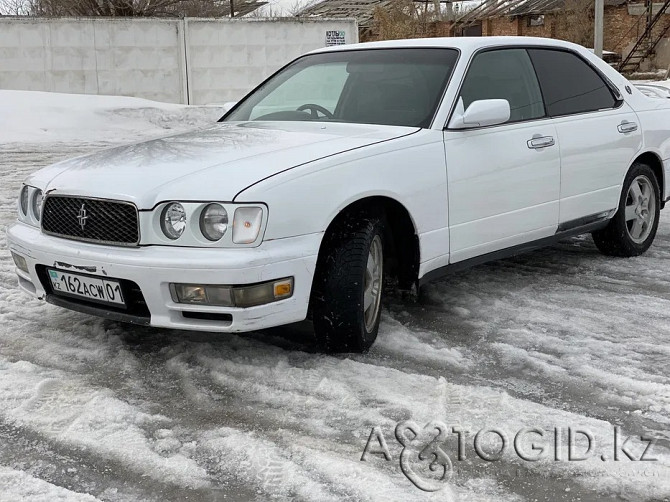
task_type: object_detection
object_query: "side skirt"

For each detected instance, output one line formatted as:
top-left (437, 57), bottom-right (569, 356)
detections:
top-left (418, 217), bottom-right (610, 287)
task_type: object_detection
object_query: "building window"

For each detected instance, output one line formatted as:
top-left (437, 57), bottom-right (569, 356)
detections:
top-left (527, 15), bottom-right (545, 26)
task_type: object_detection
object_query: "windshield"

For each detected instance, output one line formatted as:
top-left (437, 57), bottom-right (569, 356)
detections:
top-left (223, 48), bottom-right (459, 128)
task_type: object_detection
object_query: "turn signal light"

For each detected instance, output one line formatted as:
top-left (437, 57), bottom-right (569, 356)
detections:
top-left (273, 280), bottom-right (292, 298)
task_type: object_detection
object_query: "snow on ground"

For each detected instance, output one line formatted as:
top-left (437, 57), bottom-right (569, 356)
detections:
top-left (1, 91), bottom-right (670, 501)
top-left (0, 90), bottom-right (224, 145)
top-left (0, 465), bottom-right (99, 502)
top-left (646, 79), bottom-right (670, 88)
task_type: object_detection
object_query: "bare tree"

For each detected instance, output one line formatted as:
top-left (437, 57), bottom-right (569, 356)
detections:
top-left (372, 0), bottom-right (440, 40)
top-left (554, 0), bottom-right (594, 47)
top-left (0, 0), bottom-right (32, 14)
top-left (14, 0), bottom-right (264, 17)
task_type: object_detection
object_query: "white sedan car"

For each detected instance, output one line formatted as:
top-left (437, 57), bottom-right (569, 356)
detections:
top-left (7, 37), bottom-right (670, 352)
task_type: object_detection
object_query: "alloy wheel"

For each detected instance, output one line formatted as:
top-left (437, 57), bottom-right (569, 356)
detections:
top-left (363, 235), bottom-right (383, 332)
top-left (625, 175), bottom-right (656, 244)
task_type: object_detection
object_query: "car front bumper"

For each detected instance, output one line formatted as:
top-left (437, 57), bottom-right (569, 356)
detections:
top-left (6, 221), bottom-right (321, 332)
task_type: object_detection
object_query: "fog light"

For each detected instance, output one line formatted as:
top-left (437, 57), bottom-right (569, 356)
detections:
top-left (11, 252), bottom-right (28, 273)
top-left (205, 286), bottom-right (233, 306)
top-left (170, 284), bottom-right (233, 307)
top-left (173, 284), bottom-right (208, 304)
top-left (232, 283), bottom-right (274, 308)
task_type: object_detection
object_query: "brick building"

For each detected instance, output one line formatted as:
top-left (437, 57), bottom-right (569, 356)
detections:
top-left (300, 0), bottom-right (670, 73)
top-left (453, 0), bottom-right (670, 72)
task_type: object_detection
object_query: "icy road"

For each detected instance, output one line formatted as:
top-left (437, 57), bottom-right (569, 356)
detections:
top-left (0, 91), bottom-right (669, 502)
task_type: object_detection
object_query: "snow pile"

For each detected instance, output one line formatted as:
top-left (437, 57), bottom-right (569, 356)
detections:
top-left (0, 466), bottom-right (100, 502)
top-left (0, 90), bottom-right (225, 145)
top-left (644, 78), bottom-right (670, 89)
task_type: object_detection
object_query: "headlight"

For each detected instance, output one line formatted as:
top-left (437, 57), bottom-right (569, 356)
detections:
top-left (32, 189), bottom-right (43, 221)
top-left (233, 207), bottom-right (264, 244)
top-left (149, 202), bottom-right (266, 246)
top-left (19, 186), bottom-right (29, 216)
top-left (161, 202), bottom-right (186, 240)
top-left (199, 203), bottom-right (228, 241)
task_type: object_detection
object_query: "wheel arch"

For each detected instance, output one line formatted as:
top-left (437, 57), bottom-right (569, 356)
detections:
top-left (317, 196), bottom-right (420, 290)
top-left (633, 151), bottom-right (664, 205)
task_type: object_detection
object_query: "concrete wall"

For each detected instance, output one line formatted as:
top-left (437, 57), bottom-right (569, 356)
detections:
top-left (0, 17), bottom-right (358, 104)
top-left (0, 18), bottom-right (187, 103)
top-left (185, 19), bottom-right (355, 104)
top-left (653, 39), bottom-right (670, 69)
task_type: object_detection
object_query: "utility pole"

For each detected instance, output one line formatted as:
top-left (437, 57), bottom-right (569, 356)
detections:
top-left (594, 0), bottom-right (604, 58)
top-left (434, 0), bottom-right (442, 20)
top-left (446, 1), bottom-right (454, 22)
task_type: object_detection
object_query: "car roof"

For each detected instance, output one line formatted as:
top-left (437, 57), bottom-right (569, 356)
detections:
top-left (309, 36), bottom-right (585, 55)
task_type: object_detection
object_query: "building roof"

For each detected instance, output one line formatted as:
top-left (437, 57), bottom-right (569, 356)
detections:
top-left (298, 0), bottom-right (492, 28)
top-left (299, 0), bottom-right (391, 27)
top-left (233, 1), bottom-right (270, 16)
top-left (298, 0), bottom-right (627, 28)
top-left (455, 0), bottom-right (626, 24)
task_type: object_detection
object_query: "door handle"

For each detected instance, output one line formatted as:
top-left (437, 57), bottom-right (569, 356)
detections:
top-left (527, 136), bottom-right (555, 149)
top-left (618, 121), bottom-right (638, 134)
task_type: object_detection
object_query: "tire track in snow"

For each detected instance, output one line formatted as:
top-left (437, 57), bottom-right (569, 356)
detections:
top-left (0, 422), bottom-right (214, 502)
top-left (0, 359), bottom-right (212, 490)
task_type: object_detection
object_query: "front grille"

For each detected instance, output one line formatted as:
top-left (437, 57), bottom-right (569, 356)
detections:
top-left (42, 196), bottom-right (139, 246)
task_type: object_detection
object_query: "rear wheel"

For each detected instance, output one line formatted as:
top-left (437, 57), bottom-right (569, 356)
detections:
top-left (592, 162), bottom-right (660, 257)
top-left (311, 212), bottom-right (385, 353)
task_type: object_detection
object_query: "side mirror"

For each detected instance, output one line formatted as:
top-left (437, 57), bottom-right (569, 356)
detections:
top-left (449, 99), bottom-right (511, 129)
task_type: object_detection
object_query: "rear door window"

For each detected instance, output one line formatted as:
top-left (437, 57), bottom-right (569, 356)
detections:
top-left (527, 49), bottom-right (618, 117)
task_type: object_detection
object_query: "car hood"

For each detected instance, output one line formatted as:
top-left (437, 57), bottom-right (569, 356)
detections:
top-left (31, 121), bottom-right (418, 209)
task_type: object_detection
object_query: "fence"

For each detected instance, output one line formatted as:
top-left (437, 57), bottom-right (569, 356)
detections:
top-left (0, 17), bottom-right (358, 104)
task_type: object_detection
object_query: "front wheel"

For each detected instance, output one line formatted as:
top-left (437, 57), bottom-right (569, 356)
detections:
top-left (311, 212), bottom-right (385, 353)
top-left (592, 162), bottom-right (660, 257)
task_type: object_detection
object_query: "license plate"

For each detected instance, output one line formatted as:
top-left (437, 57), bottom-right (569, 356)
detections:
top-left (47, 269), bottom-right (125, 306)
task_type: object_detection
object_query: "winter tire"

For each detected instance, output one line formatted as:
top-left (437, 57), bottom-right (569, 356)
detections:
top-left (311, 212), bottom-right (385, 353)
